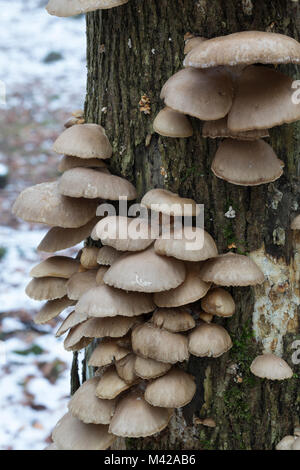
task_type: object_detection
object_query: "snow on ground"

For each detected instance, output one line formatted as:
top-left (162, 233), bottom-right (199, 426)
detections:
top-left (0, 0), bottom-right (88, 450)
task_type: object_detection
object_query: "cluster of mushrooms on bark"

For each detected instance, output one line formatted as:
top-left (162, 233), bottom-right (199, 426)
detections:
top-left (10, 0), bottom-right (300, 451)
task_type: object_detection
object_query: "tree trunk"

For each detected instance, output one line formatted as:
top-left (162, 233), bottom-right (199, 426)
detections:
top-left (83, 0), bottom-right (300, 450)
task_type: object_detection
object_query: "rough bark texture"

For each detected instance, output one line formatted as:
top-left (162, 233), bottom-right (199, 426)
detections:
top-left (82, 0), bottom-right (300, 450)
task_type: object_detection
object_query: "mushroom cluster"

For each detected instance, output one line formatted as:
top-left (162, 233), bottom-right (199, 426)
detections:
top-left (154, 31), bottom-right (300, 186)
top-left (46, 0), bottom-right (129, 17)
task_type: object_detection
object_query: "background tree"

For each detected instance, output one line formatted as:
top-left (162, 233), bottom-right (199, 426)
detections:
top-left (80, 0), bottom-right (300, 450)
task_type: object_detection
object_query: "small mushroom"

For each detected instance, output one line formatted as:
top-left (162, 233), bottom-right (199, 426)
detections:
top-left (95, 366), bottom-right (134, 399)
top-left (141, 188), bottom-right (200, 217)
top-left (58, 155), bottom-right (107, 172)
top-left (97, 246), bottom-right (121, 266)
top-left (160, 67), bottom-right (233, 121)
top-left (202, 117), bottom-right (269, 140)
top-left (109, 391), bottom-right (173, 438)
top-left (199, 252), bottom-right (265, 286)
top-left (68, 377), bottom-right (116, 425)
top-left (37, 218), bottom-right (99, 253)
top-left (12, 181), bottom-right (98, 228)
top-left (134, 356), bottom-right (172, 380)
top-left (88, 338), bottom-right (130, 368)
top-left (53, 123), bottom-right (112, 159)
top-left (276, 435), bottom-right (297, 450)
top-left (75, 284), bottom-right (155, 318)
top-left (26, 277), bottom-right (68, 301)
top-left (250, 354), bottom-right (293, 380)
top-left (188, 323), bottom-right (232, 358)
top-left (92, 216), bottom-right (154, 251)
top-left (154, 262), bottom-right (211, 308)
top-left (154, 226), bottom-right (218, 262)
top-left (58, 168), bottom-right (137, 200)
top-left (132, 322), bottom-right (189, 364)
top-left (184, 31), bottom-right (300, 68)
top-left (47, 0), bottom-right (129, 17)
top-left (80, 246), bottom-right (100, 269)
top-left (103, 246), bottom-right (186, 293)
top-left (66, 270), bottom-right (98, 300)
top-left (201, 287), bottom-right (235, 318)
top-left (30, 256), bottom-right (80, 279)
top-left (144, 368), bottom-right (196, 408)
top-left (52, 413), bottom-right (115, 450)
top-left (34, 297), bottom-right (74, 325)
top-left (115, 353), bottom-right (138, 384)
top-left (153, 107), bottom-right (193, 138)
top-left (151, 307), bottom-right (195, 333)
top-left (211, 139), bottom-right (284, 186)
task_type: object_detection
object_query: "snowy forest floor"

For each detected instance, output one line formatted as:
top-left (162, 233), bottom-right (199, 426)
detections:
top-left (0, 0), bottom-right (86, 449)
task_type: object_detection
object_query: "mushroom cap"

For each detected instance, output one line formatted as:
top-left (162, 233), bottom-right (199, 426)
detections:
top-left (188, 323), bottom-right (232, 358)
top-left (58, 155), bottom-right (107, 172)
top-left (88, 338), bottom-right (130, 367)
top-left (75, 284), bottom-right (155, 318)
top-left (80, 246), bottom-right (100, 269)
top-left (109, 392), bottom-right (173, 438)
top-left (134, 356), bottom-right (172, 380)
top-left (141, 188), bottom-right (200, 217)
top-left (250, 354), bottom-right (293, 380)
top-left (184, 36), bottom-right (207, 55)
top-left (276, 435), bottom-right (297, 451)
top-left (97, 246), bottom-right (121, 266)
top-left (115, 353), bottom-right (138, 384)
top-left (154, 226), bottom-right (218, 262)
top-left (12, 182), bottom-right (98, 228)
top-left (103, 247), bottom-right (186, 293)
top-left (64, 325), bottom-right (93, 352)
top-left (144, 368), bottom-right (196, 408)
top-left (52, 413), bottom-right (114, 450)
top-left (26, 277), bottom-right (68, 301)
top-left (93, 216), bottom-right (154, 251)
top-left (201, 287), bottom-right (235, 317)
top-left (185, 31), bottom-right (300, 68)
top-left (212, 138), bottom-right (284, 186)
top-left (154, 262), bottom-right (211, 308)
top-left (68, 377), bottom-right (116, 425)
top-left (47, 0), bottom-right (128, 17)
top-left (58, 168), bottom-right (137, 200)
top-left (96, 366), bottom-right (133, 400)
top-left (228, 66), bottom-right (300, 132)
top-left (132, 322), bottom-right (189, 364)
top-left (160, 67), bottom-right (233, 121)
top-left (30, 256), bottom-right (79, 279)
top-left (291, 215), bottom-right (300, 230)
top-left (56, 309), bottom-right (88, 337)
top-left (153, 107), bottom-right (193, 138)
top-left (292, 437), bottom-right (300, 450)
top-left (37, 218), bottom-right (99, 253)
top-left (34, 297), bottom-right (74, 325)
top-left (74, 315), bottom-right (141, 340)
top-left (66, 270), bottom-right (98, 300)
top-left (199, 252), bottom-right (265, 286)
top-left (52, 124), bottom-right (112, 159)
top-left (202, 117), bottom-right (269, 140)
top-left (198, 311), bottom-right (214, 323)
top-left (151, 307), bottom-right (195, 332)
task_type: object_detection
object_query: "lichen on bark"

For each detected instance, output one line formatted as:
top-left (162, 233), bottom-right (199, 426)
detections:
top-left (81, 0), bottom-right (300, 449)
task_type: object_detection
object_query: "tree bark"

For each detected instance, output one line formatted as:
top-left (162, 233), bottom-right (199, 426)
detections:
top-left (83, 0), bottom-right (300, 450)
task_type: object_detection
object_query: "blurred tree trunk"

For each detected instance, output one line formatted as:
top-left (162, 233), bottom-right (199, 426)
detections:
top-left (81, 0), bottom-right (300, 450)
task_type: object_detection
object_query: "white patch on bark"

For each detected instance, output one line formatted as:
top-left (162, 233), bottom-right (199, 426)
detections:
top-left (250, 238), bottom-right (300, 355)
